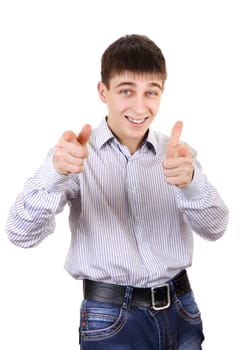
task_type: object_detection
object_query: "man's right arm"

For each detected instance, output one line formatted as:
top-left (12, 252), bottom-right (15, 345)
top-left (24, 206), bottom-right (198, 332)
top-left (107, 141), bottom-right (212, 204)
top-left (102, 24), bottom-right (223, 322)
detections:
top-left (6, 124), bottom-right (91, 248)
top-left (6, 151), bottom-right (78, 248)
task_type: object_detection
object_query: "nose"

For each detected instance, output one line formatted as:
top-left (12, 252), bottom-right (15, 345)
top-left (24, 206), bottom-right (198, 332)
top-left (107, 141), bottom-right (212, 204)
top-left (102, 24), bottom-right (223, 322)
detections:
top-left (133, 95), bottom-right (147, 116)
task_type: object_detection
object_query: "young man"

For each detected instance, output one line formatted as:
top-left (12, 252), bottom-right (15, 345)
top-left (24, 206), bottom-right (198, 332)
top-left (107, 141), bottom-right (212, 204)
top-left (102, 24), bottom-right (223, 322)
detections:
top-left (6, 34), bottom-right (229, 349)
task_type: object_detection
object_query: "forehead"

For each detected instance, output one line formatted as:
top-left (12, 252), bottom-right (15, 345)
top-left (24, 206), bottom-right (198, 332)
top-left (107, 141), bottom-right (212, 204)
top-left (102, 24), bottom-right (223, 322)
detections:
top-left (110, 71), bottom-right (164, 88)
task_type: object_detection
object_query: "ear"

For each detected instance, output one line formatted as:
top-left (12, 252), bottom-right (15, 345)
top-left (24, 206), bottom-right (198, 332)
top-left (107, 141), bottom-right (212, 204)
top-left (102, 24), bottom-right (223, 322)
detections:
top-left (97, 82), bottom-right (108, 103)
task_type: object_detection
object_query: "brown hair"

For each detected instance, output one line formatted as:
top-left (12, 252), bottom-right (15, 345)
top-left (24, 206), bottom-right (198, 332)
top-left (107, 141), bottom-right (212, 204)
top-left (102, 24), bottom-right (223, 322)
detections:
top-left (101, 34), bottom-right (167, 88)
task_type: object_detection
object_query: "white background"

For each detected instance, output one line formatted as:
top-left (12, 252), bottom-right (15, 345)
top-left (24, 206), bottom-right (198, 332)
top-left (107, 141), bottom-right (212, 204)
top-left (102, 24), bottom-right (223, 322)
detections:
top-left (0, 1), bottom-right (241, 349)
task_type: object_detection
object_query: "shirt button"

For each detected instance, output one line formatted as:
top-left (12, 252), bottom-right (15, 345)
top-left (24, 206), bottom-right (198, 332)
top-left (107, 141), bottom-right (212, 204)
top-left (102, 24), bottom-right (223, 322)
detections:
top-left (131, 186), bottom-right (136, 193)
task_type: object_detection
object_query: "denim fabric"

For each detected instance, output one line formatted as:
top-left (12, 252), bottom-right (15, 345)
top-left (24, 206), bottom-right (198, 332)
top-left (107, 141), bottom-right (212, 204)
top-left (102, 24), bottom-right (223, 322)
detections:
top-left (79, 285), bottom-right (204, 349)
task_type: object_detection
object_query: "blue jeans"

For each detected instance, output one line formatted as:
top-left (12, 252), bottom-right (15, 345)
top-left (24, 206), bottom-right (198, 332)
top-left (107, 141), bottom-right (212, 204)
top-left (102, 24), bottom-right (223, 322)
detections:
top-left (79, 285), bottom-right (204, 349)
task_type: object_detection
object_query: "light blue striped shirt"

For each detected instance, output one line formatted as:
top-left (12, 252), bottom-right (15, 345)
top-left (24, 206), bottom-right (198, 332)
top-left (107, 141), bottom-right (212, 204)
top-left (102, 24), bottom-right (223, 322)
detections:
top-left (6, 118), bottom-right (229, 287)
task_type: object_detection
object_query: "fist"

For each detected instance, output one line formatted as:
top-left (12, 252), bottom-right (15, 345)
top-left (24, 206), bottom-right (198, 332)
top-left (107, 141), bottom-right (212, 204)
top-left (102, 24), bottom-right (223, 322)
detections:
top-left (163, 121), bottom-right (194, 188)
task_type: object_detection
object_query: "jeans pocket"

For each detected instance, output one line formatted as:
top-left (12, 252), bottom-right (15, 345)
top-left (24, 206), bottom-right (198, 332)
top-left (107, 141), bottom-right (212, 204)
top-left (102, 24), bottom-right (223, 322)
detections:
top-left (174, 290), bottom-right (202, 325)
top-left (80, 300), bottom-right (128, 341)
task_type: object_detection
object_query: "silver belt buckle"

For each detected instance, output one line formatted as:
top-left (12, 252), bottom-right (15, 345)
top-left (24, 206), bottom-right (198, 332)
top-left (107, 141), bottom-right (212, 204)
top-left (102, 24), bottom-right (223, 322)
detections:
top-left (151, 283), bottom-right (170, 310)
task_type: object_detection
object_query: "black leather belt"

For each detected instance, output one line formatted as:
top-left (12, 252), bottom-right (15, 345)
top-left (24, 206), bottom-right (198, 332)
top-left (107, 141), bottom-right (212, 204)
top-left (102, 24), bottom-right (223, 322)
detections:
top-left (83, 270), bottom-right (191, 310)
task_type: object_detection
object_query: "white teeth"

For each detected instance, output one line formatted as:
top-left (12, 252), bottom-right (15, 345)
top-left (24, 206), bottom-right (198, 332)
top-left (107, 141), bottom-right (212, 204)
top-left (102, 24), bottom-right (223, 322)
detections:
top-left (128, 117), bottom-right (146, 124)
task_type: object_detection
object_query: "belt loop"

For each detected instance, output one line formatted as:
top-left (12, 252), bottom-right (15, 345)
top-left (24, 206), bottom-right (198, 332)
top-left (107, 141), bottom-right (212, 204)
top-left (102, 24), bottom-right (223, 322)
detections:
top-left (122, 286), bottom-right (133, 309)
top-left (168, 280), bottom-right (176, 302)
top-left (167, 274), bottom-right (181, 303)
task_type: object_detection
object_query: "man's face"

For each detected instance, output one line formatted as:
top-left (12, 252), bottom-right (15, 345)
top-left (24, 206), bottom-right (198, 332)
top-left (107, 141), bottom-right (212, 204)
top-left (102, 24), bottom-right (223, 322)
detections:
top-left (98, 71), bottom-right (164, 153)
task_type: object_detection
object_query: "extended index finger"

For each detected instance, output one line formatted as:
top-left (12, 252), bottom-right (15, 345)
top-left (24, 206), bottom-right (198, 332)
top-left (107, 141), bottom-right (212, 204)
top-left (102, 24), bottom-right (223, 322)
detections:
top-left (78, 124), bottom-right (92, 145)
top-left (168, 121), bottom-right (183, 148)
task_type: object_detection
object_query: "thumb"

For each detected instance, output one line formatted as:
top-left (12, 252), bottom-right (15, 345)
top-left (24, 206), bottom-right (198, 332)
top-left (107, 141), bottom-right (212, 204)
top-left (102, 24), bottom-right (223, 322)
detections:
top-left (167, 121), bottom-right (183, 149)
top-left (166, 121), bottom-right (183, 158)
top-left (78, 124), bottom-right (92, 145)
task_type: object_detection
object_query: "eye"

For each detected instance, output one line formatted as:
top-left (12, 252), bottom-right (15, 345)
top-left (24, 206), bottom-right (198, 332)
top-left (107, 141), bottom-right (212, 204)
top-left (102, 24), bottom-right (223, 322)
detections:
top-left (119, 89), bottom-right (132, 96)
top-left (147, 90), bottom-right (159, 97)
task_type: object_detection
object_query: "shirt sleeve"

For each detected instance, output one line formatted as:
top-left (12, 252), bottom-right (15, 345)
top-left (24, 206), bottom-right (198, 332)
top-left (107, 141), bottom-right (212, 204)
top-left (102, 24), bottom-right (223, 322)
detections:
top-left (174, 158), bottom-right (229, 241)
top-left (5, 151), bottom-right (80, 248)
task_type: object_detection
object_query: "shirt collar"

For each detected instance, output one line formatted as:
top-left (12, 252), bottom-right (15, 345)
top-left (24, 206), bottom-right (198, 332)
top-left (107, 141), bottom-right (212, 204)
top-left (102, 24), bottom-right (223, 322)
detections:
top-left (95, 118), bottom-right (115, 149)
top-left (94, 117), bottom-right (158, 154)
top-left (144, 128), bottom-right (158, 154)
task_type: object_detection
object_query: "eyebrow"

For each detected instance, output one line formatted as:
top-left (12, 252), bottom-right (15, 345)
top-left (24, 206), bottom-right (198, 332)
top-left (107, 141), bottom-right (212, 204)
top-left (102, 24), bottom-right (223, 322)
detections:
top-left (115, 81), bottom-right (163, 90)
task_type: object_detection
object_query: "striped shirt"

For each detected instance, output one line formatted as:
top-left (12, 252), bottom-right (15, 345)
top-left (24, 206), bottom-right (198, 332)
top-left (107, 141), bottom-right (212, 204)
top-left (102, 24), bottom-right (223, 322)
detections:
top-left (6, 118), bottom-right (229, 287)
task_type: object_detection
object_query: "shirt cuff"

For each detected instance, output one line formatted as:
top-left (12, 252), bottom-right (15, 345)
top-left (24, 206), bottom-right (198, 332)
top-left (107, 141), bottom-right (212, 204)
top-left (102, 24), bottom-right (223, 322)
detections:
top-left (175, 166), bottom-right (205, 200)
top-left (39, 154), bottom-right (71, 192)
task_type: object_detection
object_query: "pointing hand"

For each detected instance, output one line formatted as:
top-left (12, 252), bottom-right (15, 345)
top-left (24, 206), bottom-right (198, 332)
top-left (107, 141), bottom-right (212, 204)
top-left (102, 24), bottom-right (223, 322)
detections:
top-left (53, 124), bottom-right (92, 175)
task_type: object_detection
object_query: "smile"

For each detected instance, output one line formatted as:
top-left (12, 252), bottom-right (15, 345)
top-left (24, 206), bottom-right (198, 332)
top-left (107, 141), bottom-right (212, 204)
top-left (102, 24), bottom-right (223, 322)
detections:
top-left (125, 116), bottom-right (148, 125)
